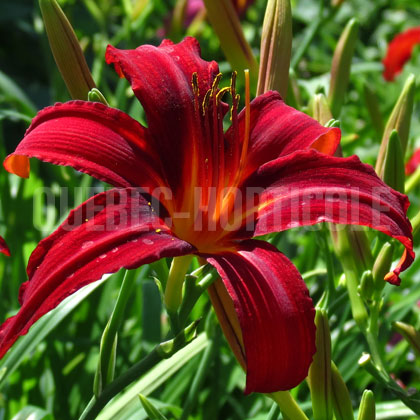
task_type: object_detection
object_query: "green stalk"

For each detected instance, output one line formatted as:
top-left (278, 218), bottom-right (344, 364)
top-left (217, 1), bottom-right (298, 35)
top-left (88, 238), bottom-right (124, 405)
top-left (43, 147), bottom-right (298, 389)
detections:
top-left (164, 255), bottom-right (193, 331)
top-left (79, 322), bottom-right (200, 420)
top-left (405, 165), bottom-right (420, 193)
top-left (179, 334), bottom-right (217, 420)
top-left (268, 391), bottom-right (309, 420)
top-left (94, 269), bottom-right (139, 395)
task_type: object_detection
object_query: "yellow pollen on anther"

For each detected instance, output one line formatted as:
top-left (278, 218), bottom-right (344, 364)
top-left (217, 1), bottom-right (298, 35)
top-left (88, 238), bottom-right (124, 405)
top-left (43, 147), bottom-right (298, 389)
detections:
top-left (155, 229), bottom-right (162, 233)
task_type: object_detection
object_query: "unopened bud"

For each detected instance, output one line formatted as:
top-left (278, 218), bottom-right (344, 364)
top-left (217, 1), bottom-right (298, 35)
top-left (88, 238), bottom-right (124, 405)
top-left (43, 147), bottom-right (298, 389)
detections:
top-left (312, 93), bottom-right (333, 126)
top-left (39, 0), bottom-right (96, 99)
top-left (382, 130), bottom-right (405, 192)
top-left (203, 0), bottom-right (258, 88)
top-left (88, 88), bottom-right (108, 105)
top-left (358, 270), bottom-right (374, 302)
top-left (357, 390), bottom-right (375, 420)
top-left (363, 82), bottom-right (384, 136)
top-left (257, 0), bottom-right (292, 98)
top-left (376, 74), bottom-right (415, 174)
top-left (331, 362), bottom-right (354, 420)
top-left (393, 321), bottom-right (420, 356)
top-left (328, 18), bottom-right (359, 118)
top-left (372, 242), bottom-right (394, 292)
top-left (308, 309), bottom-right (333, 420)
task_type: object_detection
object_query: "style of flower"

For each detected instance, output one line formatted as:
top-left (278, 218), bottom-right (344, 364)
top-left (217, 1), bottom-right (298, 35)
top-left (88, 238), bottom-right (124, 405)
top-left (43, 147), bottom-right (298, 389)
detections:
top-left (0, 38), bottom-right (414, 394)
top-left (383, 27), bottom-right (420, 81)
top-left (406, 148), bottom-right (420, 175)
top-left (0, 236), bottom-right (9, 256)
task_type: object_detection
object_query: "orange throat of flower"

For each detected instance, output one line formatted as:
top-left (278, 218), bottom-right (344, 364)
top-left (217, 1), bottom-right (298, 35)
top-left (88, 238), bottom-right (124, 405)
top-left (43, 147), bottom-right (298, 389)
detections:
top-left (170, 70), bottom-right (253, 254)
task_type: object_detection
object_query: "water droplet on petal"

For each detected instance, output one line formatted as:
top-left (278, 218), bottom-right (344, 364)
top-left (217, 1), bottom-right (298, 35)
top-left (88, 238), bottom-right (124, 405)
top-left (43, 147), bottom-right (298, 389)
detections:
top-left (82, 241), bottom-right (94, 249)
top-left (99, 254), bottom-right (107, 259)
top-left (143, 239), bottom-right (154, 245)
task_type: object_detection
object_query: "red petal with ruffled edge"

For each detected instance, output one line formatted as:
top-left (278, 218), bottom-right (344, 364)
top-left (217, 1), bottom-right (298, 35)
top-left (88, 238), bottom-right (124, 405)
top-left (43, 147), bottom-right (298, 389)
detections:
top-left (106, 37), bottom-right (219, 193)
top-left (4, 101), bottom-right (165, 190)
top-left (0, 236), bottom-right (10, 257)
top-left (225, 91), bottom-right (340, 178)
top-left (383, 27), bottom-right (420, 81)
top-left (244, 149), bottom-right (414, 285)
top-left (0, 188), bottom-right (194, 359)
top-left (406, 148), bottom-right (420, 175)
top-left (205, 239), bottom-right (316, 394)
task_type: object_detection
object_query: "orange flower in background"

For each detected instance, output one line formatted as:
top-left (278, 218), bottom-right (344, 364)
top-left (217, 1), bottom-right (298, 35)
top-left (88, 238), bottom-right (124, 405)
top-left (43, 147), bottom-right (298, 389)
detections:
top-left (383, 27), bottom-right (420, 81)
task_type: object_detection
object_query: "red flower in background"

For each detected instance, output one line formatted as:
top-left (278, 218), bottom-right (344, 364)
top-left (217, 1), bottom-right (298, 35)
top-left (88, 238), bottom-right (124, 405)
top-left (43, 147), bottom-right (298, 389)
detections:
top-left (406, 148), bottom-right (420, 175)
top-left (0, 236), bottom-right (9, 256)
top-left (383, 27), bottom-right (420, 81)
top-left (0, 38), bottom-right (414, 393)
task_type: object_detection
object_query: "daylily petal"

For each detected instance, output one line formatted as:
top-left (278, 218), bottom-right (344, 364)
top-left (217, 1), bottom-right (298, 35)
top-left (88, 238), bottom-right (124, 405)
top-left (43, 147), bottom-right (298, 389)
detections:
top-left (0, 188), bottom-right (194, 358)
top-left (4, 101), bottom-right (165, 190)
top-left (205, 239), bottom-right (316, 394)
top-left (383, 27), bottom-right (420, 82)
top-left (105, 37), bottom-right (219, 192)
top-left (0, 236), bottom-right (10, 257)
top-left (246, 149), bottom-right (414, 285)
top-left (406, 148), bottom-right (420, 175)
top-left (225, 91), bottom-right (340, 178)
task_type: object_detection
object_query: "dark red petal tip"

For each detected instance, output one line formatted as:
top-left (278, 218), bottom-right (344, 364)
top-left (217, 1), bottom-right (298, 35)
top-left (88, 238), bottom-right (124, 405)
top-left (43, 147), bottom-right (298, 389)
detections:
top-left (250, 149), bottom-right (414, 284)
top-left (206, 240), bottom-right (316, 393)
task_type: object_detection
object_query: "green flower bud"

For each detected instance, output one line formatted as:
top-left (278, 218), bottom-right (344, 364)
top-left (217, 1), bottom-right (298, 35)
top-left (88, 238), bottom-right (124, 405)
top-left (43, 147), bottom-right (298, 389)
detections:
top-left (308, 309), bottom-right (333, 420)
top-left (358, 270), bottom-right (374, 302)
top-left (357, 390), bottom-right (375, 420)
top-left (376, 74), bottom-right (415, 175)
top-left (372, 242), bottom-right (394, 292)
top-left (257, 0), bottom-right (292, 97)
top-left (328, 18), bottom-right (359, 118)
top-left (393, 321), bottom-right (420, 356)
top-left (331, 362), bottom-right (354, 420)
top-left (202, 0), bottom-right (258, 88)
top-left (363, 82), bottom-right (384, 136)
top-left (39, 0), bottom-right (96, 99)
top-left (312, 93), bottom-right (334, 126)
top-left (382, 130), bottom-right (405, 192)
top-left (88, 88), bottom-right (108, 105)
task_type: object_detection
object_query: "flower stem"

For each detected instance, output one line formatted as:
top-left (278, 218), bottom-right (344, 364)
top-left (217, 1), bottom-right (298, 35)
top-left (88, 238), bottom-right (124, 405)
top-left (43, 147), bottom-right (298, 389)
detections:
top-left (405, 165), bottom-right (420, 192)
top-left (79, 321), bottom-right (200, 420)
top-left (164, 255), bottom-right (193, 326)
top-left (268, 391), bottom-right (309, 420)
top-left (94, 269), bottom-right (139, 394)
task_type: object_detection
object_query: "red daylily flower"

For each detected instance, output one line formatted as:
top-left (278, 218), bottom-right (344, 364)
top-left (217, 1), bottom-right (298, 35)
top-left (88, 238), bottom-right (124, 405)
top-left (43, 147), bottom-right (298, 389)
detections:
top-left (0, 236), bottom-right (9, 256)
top-left (383, 27), bottom-right (420, 81)
top-left (0, 38), bottom-right (414, 393)
top-left (406, 148), bottom-right (420, 175)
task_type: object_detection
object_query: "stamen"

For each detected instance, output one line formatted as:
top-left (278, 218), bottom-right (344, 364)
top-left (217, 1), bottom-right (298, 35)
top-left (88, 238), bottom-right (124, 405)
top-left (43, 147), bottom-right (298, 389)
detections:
top-left (239, 69), bottom-right (251, 169)
top-left (191, 72), bottom-right (199, 96)
top-left (217, 70), bottom-right (251, 231)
